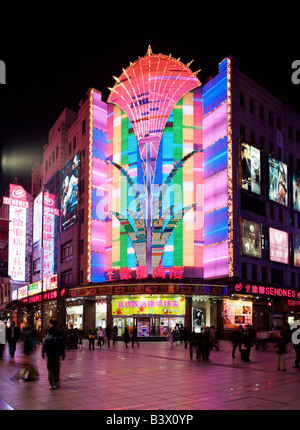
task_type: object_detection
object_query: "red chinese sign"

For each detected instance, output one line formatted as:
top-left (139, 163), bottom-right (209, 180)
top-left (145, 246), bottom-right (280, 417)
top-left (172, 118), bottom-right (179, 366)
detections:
top-left (234, 282), bottom-right (300, 300)
top-left (105, 266), bottom-right (184, 281)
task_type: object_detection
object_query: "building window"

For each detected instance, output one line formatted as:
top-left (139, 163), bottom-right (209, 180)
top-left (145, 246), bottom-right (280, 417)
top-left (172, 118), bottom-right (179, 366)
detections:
top-left (240, 91), bottom-right (245, 108)
top-left (290, 212), bottom-right (295, 227)
top-left (240, 124), bottom-right (246, 139)
top-left (49, 155), bottom-right (51, 168)
top-left (61, 269), bottom-right (73, 285)
top-left (33, 258), bottom-right (41, 275)
top-left (73, 136), bottom-right (76, 151)
top-left (278, 207), bottom-right (283, 223)
top-left (45, 160), bottom-right (48, 171)
top-left (259, 136), bottom-right (265, 151)
top-left (277, 117), bottom-right (282, 131)
top-left (80, 270), bottom-right (84, 283)
top-left (269, 141), bottom-right (274, 156)
top-left (69, 141), bottom-right (72, 155)
top-left (288, 125), bottom-right (293, 139)
top-left (241, 262), bottom-right (247, 279)
top-left (82, 119), bottom-right (86, 135)
top-left (56, 146), bottom-right (59, 159)
top-left (250, 98), bottom-right (255, 114)
top-left (270, 204), bottom-right (275, 220)
top-left (252, 264), bottom-right (257, 281)
top-left (296, 130), bottom-right (300, 144)
top-left (250, 130), bottom-right (255, 146)
top-left (259, 105), bottom-right (265, 121)
top-left (61, 240), bottom-right (73, 263)
top-left (80, 239), bottom-right (84, 254)
top-left (262, 266), bottom-right (267, 283)
top-left (268, 111), bottom-right (273, 126)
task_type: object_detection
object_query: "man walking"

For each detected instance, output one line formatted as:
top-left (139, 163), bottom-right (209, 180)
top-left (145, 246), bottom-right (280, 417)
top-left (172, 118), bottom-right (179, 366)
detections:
top-left (6, 321), bottom-right (20, 359)
top-left (42, 326), bottom-right (65, 390)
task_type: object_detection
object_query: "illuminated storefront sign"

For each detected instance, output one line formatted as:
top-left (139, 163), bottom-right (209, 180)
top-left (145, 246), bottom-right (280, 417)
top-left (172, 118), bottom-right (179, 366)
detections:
top-left (105, 266), bottom-right (184, 281)
top-left (4, 184), bottom-right (28, 281)
top-left (43, 274), bottom-right (58, 292)
top-left (269, 227), bottom-right (289, 264)
top-left (18, 285), bottom-right (28, 300)
top-left (33, 191), bottom-right (43, 250)
top-left (234, 282), bottom-right (300, 300)
top-left (112, 295), bottom-right (185, 316)
top-left (223, 299), bottom-right (252, 328)
top-left (28, 280), bottom-right (42, 296)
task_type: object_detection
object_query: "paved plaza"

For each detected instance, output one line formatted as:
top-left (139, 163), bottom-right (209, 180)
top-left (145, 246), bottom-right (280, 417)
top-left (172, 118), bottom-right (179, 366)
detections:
top-left (0, 338), bottom-right (299, 411)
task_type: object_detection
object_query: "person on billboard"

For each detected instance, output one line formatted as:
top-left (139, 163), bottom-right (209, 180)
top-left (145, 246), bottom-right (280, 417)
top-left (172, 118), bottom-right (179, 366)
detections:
top-left (277, 162), bottom-right (287, 204)
top-left (241, 145), bottom-right (252, 191)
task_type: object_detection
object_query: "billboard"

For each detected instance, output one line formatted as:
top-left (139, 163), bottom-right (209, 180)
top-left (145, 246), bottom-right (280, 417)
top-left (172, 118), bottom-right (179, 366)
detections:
top-left (61, 154), bottom-right (79, 232)
top-left (268, 157), bottom-right (288, 206)
top-left (6, 185), bottom-right (28, 281)
top-left (292, 170), bottom-right (300, 212)
top-left (241, 218), bottom-right (261, 258)
top-left (112, 295), bottom-right (185, 316)
top-left (294, 235), bottom-right (300, 268)
top-left (33, 191), bottom-right (43, 250)
top-left (269, 227), bottom-right (289, 264)
top-left (240, 143), bottom-right (261, 195)
top-left (223, 299), bottom-right (252, 328)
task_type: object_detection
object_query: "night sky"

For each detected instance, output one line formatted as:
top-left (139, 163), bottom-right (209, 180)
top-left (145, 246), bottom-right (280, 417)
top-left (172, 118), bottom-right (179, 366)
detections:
top-left (0, 6), bottom-right (299, 199)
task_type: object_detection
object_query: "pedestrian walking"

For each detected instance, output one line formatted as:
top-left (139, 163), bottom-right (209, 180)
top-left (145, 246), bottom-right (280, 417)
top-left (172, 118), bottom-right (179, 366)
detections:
top-left (189, 330), bottom-right (198, 360)
top-left (131, 326), bottom-right (139, 348)
top-left (68, 324), bottom-right (78, 349)
top-left (6, 321), bottom-right (20, 360)
top-left (123, 326), bottom-right (130, 348)
top-left (105, 324), bottom-right (111, 348)
top-left (0, 320), bottom-right (5, 359)
top-left (97, 326), bottom-right (105, 348)
top-left (232, 325), bottom-right (243, 358)
top-left (88, 326), bottom-right (96, 350)
top-left (276, 331), bottom-right (287, 371)
top-left (112, 324), bottom-right (118, 346)
top-left (241, 327), bottom-right (252, 362)
top-left (20, 324), bottom-right (39, 382)
top-left (167, 329), bottom-right (173, 349)
top-left (42, 326), bottom-right (65, 389)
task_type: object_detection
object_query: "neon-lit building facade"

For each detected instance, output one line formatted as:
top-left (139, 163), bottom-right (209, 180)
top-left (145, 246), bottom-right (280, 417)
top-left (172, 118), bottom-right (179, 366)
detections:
top-left (3, 48), bottom-right (300, 338)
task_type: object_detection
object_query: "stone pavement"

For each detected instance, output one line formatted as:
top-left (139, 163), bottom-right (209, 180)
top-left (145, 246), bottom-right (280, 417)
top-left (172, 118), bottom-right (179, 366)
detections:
top-left (0, 338), bottom-right (299, 410)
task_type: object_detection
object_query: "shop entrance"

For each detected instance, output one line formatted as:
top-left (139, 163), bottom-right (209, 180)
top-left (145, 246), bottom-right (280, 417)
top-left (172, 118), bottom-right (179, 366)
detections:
top-left (113, 316), bottom-right (185, 338)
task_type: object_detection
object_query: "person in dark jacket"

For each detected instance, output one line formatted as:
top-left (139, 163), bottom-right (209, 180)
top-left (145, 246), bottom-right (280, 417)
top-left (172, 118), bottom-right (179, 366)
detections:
top-left (6, 321), bottom-right (20, 359)
top-left (42, 326), bottom-right (65, 389)
top-left (123, 326), bottom-right (130, 348)
top-left (276, 331), bottom-right (287, 371)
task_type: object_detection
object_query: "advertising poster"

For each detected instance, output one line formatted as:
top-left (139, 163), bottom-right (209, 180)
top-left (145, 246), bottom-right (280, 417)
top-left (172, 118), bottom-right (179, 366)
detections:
top-left (269, 156), bottom-right (288, 206)
top-left (61, 154), bottom-right (79, 232)
top-left (112, 296), bottom-right (185, 316)
top-left (8, 205), bottom-right (26, 281)
top-left (137, 319), bottom-right (150, 337)
top-left (294, 235), bottom-right (300, 268)
top-left (240, 143), bottom-right (261, 195)
top-left (223, 299), bottom-right (252, 328)
top-left (241, 218), bottom-right (261, 258)
top-left (292, 170), bottom-right (300, 212)
top-left (269, 227), bottom-right (289, 264)
top-left (192, 307), bottom-right (205, 332)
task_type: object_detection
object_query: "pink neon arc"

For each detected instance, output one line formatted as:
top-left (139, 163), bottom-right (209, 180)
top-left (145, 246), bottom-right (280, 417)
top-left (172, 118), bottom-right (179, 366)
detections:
top-left (108, 49), bottom-right (201, 157)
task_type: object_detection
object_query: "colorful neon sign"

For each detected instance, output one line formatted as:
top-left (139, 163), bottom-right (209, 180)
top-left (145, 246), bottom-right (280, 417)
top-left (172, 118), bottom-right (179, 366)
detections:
top-left (105, 266), bottom-right (184, 281)
top-left (112, 295), bottom-right (185, 315)
top-left (43, 193), bottom-right (58, 285)
top-left (5, 184), bottom-right (28, 281)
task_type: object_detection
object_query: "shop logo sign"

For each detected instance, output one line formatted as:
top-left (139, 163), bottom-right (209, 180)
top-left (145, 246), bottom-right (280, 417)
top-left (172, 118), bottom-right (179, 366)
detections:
top-left (292, 320), bottom-right (300, 345)
top-left (0, 61), bottom-right (5, 84)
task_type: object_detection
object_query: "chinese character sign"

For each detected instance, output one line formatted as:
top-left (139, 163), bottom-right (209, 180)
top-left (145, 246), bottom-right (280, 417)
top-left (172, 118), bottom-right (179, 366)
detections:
top-left (8, 205), bottom-right (27, 281)
top-left (112, 295), bottom-right (185, 315)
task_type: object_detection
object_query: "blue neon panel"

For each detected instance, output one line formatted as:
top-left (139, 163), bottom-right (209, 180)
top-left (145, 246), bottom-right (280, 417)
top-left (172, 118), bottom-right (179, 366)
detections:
top-left (91, 251), bottom-right (105, 282)
top-left (203, 137), bottom-right (227, 179)
top-left (92, 188), bottom-right (106, 221)
top-left (204, 206), bottom-right (228, 246)
top-left (92, 128), bottom-right (107, 160)
top-left (202, 66), bottom-right (227, 116)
